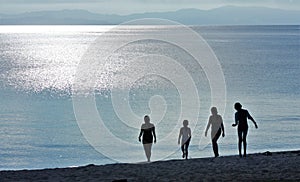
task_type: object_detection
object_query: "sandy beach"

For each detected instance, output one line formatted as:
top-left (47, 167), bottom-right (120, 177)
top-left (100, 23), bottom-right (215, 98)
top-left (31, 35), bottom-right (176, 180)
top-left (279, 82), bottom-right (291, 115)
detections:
top-left (1, 150), bottom-right (299, 182)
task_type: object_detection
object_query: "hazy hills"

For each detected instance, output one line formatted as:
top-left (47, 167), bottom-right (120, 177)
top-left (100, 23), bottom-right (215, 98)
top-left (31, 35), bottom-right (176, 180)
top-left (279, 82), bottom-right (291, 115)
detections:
top-left (0, 6), bottom-right (299, 25)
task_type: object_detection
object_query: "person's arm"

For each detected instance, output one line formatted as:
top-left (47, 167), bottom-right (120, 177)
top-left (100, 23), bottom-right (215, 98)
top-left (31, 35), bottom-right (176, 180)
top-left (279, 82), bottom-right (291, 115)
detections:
top-left (188, 128), bottom-right (192, 139)
top-left (138, 127), bottom-right (143, 142)
top-left (221, 116), bottom-right (225, 137)
top-left (247, 111), bottom-right (258, 129)
top-left (152, 126), bottom-right (157, 143)
top-left (232, 113), bottom-right (238, 127)
top-left (178, 128), bottom-right (182, 145)
top-left (205, 117), bottom-right (211, 137)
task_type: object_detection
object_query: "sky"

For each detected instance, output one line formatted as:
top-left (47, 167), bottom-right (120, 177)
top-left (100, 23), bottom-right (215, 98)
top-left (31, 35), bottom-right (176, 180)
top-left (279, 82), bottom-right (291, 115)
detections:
top-left (0, 0), bottom-right (299, 15)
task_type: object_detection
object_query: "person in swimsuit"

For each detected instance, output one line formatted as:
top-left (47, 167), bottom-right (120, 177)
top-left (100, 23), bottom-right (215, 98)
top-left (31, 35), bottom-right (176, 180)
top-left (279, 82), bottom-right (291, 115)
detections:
top-left (178, 120), bottom-right (192, 159)
top-left (232, 102), bottom-right (258, 157)
top-left (138, 115), bottom-right (156, 162)
top-left (205, 107), bottom-right (225, 157)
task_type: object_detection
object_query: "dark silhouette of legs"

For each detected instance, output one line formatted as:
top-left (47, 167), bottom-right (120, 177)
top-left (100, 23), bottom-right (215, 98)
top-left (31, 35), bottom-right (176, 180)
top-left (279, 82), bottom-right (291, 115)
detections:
top-left (238, 129), bottom-right (248, 157)
top-left (243, 130), bottom-right (248, 157)
top-left (181, 144), bottom-right (185, 158)
top-left (185, 138), bottom-right (190, 159)
top-left (238, 131), bottom-right (242, 157)
top-left (181, 138), bottom-right (190, 159)
top-left (143, 143), bottom-right (152, 162)
top-left (212, 129), bottom-right (221, 157)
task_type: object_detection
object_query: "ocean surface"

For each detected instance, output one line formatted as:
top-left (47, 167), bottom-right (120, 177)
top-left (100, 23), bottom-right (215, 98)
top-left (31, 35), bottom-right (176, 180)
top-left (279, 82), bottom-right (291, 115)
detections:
top-left (0, 25), bottom-right (299, 170)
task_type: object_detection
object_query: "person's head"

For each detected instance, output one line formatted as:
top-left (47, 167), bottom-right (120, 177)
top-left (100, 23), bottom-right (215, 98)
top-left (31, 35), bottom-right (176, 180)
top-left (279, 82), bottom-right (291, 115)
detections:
top-left (211, 107), bottom-right (218, 115)
top-left (183, 120), bottom-right (189, 127)
top-left (234, 102), bottom-right (242, 111)
top-left (144, 115), bottom-right (150, 124)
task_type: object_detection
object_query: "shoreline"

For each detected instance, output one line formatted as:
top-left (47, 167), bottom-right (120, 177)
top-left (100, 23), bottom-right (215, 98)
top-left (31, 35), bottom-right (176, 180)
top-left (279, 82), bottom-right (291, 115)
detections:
top-left (1, 150), bottom-right (300, 181)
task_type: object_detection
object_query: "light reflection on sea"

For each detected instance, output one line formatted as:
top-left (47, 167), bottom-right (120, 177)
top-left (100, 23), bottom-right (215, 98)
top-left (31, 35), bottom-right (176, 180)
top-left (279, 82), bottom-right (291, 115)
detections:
top-left (0, 25), bottom-right (299, 170)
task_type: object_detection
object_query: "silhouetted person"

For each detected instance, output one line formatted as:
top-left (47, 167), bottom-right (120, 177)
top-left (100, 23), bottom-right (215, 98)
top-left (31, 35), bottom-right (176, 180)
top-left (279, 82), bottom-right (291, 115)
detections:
top-left (138, 115), bottom-right (156, 162)
top-left (205, 107), bottom-right (225, 157)
top-left (232, 102), bottom-right (258, 157)
top-left (178, 120), bottom-right (191, 159)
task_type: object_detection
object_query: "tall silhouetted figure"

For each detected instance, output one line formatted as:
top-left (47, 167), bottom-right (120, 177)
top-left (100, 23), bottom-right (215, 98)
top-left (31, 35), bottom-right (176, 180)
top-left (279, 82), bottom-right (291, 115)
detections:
top-left (178, 120), bottom-right (191, 159)
top-left (232, 102), bottom-right (258, 157)
top-left (138, 115), bottom-right (156, 162)
top-left (205, 107), bottom-right (225, 157)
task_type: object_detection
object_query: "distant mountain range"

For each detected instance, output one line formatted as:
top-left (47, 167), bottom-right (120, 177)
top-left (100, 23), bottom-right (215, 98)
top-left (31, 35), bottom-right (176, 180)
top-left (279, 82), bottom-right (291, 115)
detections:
top-left (0, 6), bottom-right (299, 25)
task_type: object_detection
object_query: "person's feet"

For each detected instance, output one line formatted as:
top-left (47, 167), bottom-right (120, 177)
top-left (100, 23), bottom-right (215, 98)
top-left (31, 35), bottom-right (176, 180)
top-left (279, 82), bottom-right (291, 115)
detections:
top-left (239, 153), bottom-right (247, 158)
top-left (182, 153), bottom-right (185, 158)
top-left (214, 154), bottom-right (219, 158)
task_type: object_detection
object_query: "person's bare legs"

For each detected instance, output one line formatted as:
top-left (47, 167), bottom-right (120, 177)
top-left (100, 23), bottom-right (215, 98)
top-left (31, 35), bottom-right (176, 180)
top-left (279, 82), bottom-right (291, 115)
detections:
top-left (181, 144), bottom-right (185, 158)
top-left (212, 129), bottom-right (221, 157)
top-left (238, 131), bottom-right (243, 157)
top-left (238, 129), bottom-right (248, 157)
top-left (143, 143), bottom-right (152, 162)
top-left (243, 130), bottom-right (248, 157)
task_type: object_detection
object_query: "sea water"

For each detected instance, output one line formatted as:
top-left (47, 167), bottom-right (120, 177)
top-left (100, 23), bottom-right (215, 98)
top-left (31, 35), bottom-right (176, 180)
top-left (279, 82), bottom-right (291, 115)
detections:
top-left (0, 25), bottom-right (299, 170)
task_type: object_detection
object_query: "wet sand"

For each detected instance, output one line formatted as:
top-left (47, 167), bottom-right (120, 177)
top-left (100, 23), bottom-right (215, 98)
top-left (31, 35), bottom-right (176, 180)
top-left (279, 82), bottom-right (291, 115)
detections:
top-left (1, 150), bottom-right (300, 182)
